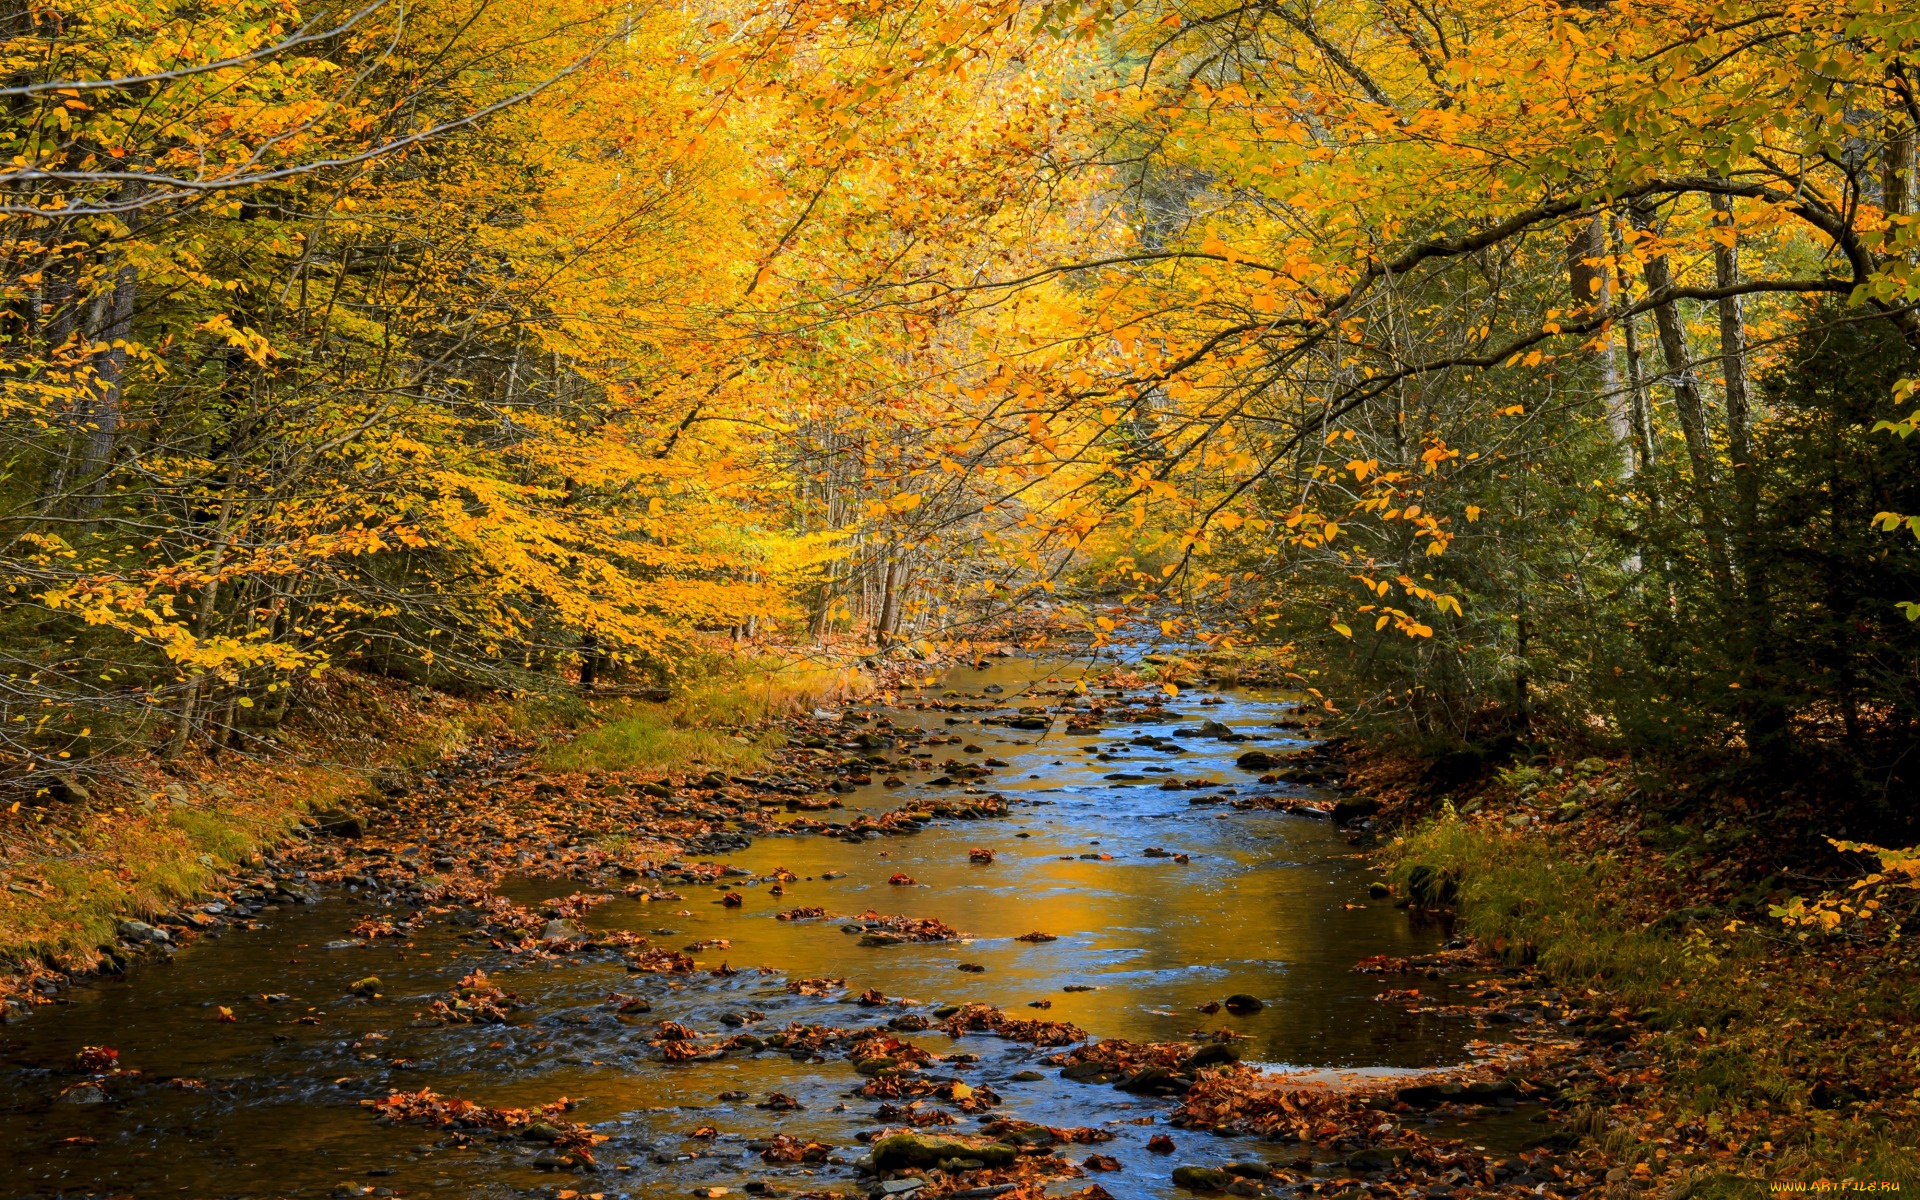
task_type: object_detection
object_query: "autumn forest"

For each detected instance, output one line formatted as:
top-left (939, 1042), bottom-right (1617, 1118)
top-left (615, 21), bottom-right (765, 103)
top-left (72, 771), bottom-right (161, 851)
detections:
top-left (3, 0), bottom-right (1920, 1195)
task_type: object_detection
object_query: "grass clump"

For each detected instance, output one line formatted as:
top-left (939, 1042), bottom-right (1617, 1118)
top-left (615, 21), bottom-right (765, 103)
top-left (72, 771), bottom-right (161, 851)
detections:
top-left (540, 658), bottom-right (868, 776)
top-left (541, 710), bottom-right (768, 774)
top-left (1388, 818), bottom-right (1751, 1026)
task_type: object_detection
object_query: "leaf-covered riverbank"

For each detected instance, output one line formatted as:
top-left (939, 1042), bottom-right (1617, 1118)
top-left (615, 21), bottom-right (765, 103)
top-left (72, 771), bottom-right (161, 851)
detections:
top-left (1362, 753), bottom-right (1920, 1195)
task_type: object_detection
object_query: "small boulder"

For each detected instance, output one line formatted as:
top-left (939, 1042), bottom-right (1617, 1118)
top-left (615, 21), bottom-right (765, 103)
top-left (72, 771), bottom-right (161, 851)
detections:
top-left (312, 808), bottom-right (364, 838)
top-left (57, 1082), bottom-right (110, 1105)
top-left (1223, 993), bottom-right (1264, 1014)
top-left (1172, 1166), bottom-right (1234, 1191)
top-left (1343, 1147), bottom-right (1411, 1172)
top-left (1180, 1043), bottom-right (1243, 1071)
top-left (1402, 864), bottom-right (1458, 906)
top-left (348, 975), bottom-right (382, 996)
top-left (1117, 1065), bottom-right (1175, 1093)
top-left (1330, 798), bottom-right (1381, 826)
top-left (867, 1133), bottom-right (1016, 1171)
top-left (1396, 1081), bottom-right (1465, 1108)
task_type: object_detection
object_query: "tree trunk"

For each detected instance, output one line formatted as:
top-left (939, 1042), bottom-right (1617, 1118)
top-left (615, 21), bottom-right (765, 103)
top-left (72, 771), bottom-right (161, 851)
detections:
top-left (1635, 209), bottom-right (1735, 599)
top-left (1886, 120), bottom-right (1916, 217)
top-left (1711, 192), bottom-right (1788, 754)
top-left (1609, 216), bottom-right (1656, 474)
top-left (1711, 194), bottom-right (1760, 547)
top-left (579, 633), bottom-right (603, 690)
top-left (1570, 214), bottom-right (1638, 474)
top-left (166, 494), bottom-right (238, 758)
top-left (810, 559), bottom-right (839, 640)
top-left (78, 264), bottom-right (137, 510)
top-left (875, 553), bottom-right (900, 649)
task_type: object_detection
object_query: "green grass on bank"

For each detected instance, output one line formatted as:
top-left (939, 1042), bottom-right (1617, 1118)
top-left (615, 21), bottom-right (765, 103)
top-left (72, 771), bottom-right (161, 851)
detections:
top-left (1, 674), bottom-right (527, 968)
top-left (1389, 817), bottom-right (1920, 1194)
top-left (4, 766), bottom-right (362, 967)
top-left (1390, 819), bottom-right (1753, 1025)
top-left (539, 711), bottom-right (771, 775)
top-left (537, 660), bottom-right (869, 776)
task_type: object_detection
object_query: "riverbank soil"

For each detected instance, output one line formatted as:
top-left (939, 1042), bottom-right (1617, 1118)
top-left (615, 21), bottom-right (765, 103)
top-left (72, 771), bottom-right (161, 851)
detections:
top-left (0, 673), bottom-right (519, 979)
top-left (3, 664), bottom-right (1633, 1200)
top-left (1355, 750), bottom-right (1920, 1196)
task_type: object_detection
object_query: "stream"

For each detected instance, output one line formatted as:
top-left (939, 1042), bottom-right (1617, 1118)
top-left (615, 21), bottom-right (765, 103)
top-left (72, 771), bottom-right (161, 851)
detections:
top-left (0, 658), bottom-right (1541, 1200)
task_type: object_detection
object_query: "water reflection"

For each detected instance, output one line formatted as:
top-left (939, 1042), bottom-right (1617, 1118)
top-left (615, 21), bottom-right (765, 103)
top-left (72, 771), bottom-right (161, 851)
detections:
top-left (0, 658), bottom-right (1500, 1200)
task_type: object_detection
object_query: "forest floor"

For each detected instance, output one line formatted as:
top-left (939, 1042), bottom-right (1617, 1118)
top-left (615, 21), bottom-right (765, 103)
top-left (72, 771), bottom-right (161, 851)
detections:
top-left (1352, 748), bottom-right (1920, 1197)
top-left (0, 655), bottom-right (869, 975)
top-left (0, 672), bottom-right (512, 975)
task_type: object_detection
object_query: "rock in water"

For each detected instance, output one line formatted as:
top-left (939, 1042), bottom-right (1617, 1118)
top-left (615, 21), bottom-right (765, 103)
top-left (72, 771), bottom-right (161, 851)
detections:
top-left (1394, 1082), bottom-right (1465, 1108)
top-left (1331, 797), bottom-right (1381, 825)
top-left (1343, 1147), bottom-right (1412, 1171)
top-left (1172, 1166), bottom-right (1234, 1190)
top-left (312, 808), bottom-right (364, 838)
top-left (867, 1133), bottom-right (1017, 1170)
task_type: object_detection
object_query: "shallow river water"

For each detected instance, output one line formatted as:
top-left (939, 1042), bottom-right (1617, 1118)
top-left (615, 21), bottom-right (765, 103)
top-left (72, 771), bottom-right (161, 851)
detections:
top-left (0, 659), bottom-right (1529, 1200)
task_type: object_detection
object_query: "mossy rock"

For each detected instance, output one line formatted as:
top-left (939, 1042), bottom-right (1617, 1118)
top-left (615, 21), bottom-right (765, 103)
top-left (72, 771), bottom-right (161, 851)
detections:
top-left (1343, 1146), bottom-right (1411, 1171)
top-left (1171, 1166), bottom-right (1234, 1191)
top-left (868, 1133), bottom-right (1016, 1170)
top-left (1330, 798), bottom-right (1380, 825)
top-left (1180, 1043), bottom-right (1242, 1071)
top-left (1061, 1061), bottom-right (1113, 1082)
top-left (1403, 863), bottom-right (1458, 906)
